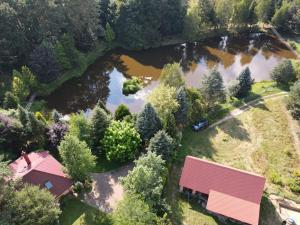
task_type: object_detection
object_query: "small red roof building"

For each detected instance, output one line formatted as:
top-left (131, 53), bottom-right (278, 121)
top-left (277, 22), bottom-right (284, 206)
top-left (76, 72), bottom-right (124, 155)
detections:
top-left (179, 156), bottom-right (266, 225)
top-left (9, 151), bottom-right (72, 198)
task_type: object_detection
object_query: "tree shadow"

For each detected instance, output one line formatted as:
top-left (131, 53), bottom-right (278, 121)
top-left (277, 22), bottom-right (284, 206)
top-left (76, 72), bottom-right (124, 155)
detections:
top-left (259, 194), bottom-right (282, 225)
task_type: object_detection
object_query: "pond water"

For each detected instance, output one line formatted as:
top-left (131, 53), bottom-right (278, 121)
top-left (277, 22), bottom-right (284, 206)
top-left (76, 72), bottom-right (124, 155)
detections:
top-left (45, 33), bottom-right (296, 114)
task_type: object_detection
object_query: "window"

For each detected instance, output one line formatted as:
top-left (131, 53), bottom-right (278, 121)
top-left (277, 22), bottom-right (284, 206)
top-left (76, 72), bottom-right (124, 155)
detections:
top-left (44, 181), bottom-right (53, 189)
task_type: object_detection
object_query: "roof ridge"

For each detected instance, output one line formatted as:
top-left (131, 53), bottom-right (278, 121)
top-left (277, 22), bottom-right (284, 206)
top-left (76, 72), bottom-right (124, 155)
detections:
top-left (187, 156), bottom-right (265, 179)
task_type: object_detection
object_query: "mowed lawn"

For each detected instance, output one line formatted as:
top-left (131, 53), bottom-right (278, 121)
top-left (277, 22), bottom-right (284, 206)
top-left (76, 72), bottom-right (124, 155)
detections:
top-left (171, 96), bottom-right (300, 225)
top-left (59, 197), bottom-right (112, 225)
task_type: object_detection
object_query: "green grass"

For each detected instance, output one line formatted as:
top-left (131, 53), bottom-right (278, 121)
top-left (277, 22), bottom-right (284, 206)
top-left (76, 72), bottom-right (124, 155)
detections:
top-left (36, 41), bottom-right (111, 97)
top-left (92, 157), bottom-right (128, 173)
top-left (59, 197), bottom-right (112, 225)
top-left (208, 81), bottom-right (285, 123)
top-left (168, 96), bottom-right (300, 224)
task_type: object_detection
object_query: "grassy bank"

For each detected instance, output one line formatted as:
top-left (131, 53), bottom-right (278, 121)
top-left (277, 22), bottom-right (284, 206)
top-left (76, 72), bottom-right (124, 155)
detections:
top-left (59, 197), bottom-right (112, 225)
top-left (208, 81), bottom-right (286, 123)
top-left (36, 41), bottom-right (111, 97)
top-left (167, 96), bottom-right (300, 225)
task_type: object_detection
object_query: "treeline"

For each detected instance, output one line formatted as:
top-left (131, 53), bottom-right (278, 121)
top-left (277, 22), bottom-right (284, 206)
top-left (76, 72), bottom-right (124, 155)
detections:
top-left (1, 0), bottom-right (299, 84)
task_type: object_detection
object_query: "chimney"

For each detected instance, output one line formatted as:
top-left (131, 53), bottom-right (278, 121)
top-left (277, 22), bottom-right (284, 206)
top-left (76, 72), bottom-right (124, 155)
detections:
top-left (21, 151), bottom-right (31, 166)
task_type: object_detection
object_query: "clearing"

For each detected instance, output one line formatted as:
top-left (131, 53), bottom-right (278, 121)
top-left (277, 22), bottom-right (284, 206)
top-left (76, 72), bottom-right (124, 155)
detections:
top-left (168, 96), bottom-right (300, 225)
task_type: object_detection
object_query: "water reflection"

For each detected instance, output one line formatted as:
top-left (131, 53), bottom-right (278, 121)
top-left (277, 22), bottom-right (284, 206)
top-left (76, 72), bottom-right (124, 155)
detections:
top-left (45, 33), bottom-right (296, 114)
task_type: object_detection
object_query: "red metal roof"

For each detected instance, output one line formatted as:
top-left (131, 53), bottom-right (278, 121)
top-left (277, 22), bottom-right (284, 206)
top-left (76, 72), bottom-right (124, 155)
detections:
top-left (179, 156), bottom-right (266, 225)
top-left (9, 151), bottom-right (72, 198)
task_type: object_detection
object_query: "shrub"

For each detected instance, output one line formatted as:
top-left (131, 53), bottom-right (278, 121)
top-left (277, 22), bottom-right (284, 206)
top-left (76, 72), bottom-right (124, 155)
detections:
top-left (122, 77), bottom-right (142, 95)
top-left (51, 109), bottom-right (62, 123)
top-left (102, 121), bottom-right (141, 162)
top-left (115, 104), bottom-right (131, 121)
top-left (72, 181), bottom-right (84, 194)
top-left (269, 170), bottom-right (282, 185)
top-left (69, 112), bottom-right (91, 146)
top-left (287, 80), bottom-right (300, 119)
top-left (3, 91), bottom-right (19, 109)
top-left (35, 112), bottom-right (47, 124)
top-left (271, 59), bottom-right (296, 85)
top-left (288, 170), bottom-right (300, 193)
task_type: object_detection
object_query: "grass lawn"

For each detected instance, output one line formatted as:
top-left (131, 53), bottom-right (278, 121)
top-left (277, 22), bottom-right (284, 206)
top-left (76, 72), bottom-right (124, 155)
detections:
top-left (208, 81), bottom-right (286, 123)
top-left (59, 197), bottom-right (112, 225)
top-left (168, 96), bottom-right (300, 225)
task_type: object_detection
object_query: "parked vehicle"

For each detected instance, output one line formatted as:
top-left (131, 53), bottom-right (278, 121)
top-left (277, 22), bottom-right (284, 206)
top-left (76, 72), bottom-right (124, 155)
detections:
top-left (192, 119), bottom-right (209, 131)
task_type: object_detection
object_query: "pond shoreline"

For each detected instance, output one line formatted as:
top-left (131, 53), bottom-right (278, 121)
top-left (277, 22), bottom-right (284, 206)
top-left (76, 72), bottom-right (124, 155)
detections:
top-left (37, 27), bottom-right (263, 98)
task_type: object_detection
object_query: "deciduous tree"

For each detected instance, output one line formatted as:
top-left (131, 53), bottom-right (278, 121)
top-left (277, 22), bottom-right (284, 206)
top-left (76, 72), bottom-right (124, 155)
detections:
top-left (160, 63), bottom-right (184, 89)
top-left (271, 59), bottom-right (295, 85)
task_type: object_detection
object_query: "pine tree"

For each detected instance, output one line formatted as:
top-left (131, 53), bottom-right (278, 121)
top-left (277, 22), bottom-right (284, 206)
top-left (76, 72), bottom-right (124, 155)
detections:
top-left (174, 87), bottom-right (188, 125)
top-left (147, 130), bottom-right (175, 161)
top-left (54, 41), bottom-right (71, 71)
top-left (3, 91), bottom-right (19, 109)
top-left (200, 68), bottom-right (226, 107)
top-left (90, 105), bottom-right (111, 153)
top-left (52, 109), bottom-right (62, 123)
top-left (236, 67), bottom-right (253, 98)
top-left (17, 105), bottom-right (29, 127)
top-left (104, 23), bottom-right (115, 45)
top-left (135, 103), bottom-right (162, 141)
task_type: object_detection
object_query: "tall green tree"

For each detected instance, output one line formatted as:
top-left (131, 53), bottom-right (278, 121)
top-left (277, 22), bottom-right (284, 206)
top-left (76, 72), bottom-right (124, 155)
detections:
top-left (54, 41), bottom-right (72, 71)
top-left (271, 59), bottom-right (296, 85)
top-left (59, 135), bottom-right (96, 181)
top-left (255, 0), bottom-right (275, 23)
top-left (148, 85), bottom-right (179, 123)
top-left (114, 0), bottom-right (162, 49)
top-left (186, 88), bottom-right (207, 123)
top-left (114, 104), bottom-right (131, 121)
top-left (8, 185), bottom-right (61, 225)
top-left (175, 87), bottom-right (189, 125)
top-left (200, 68), bottom-right (226, 107)
top-left (69, 112), bottom-right (92, 147)
top-left (184, 0), bottom-right (215, 40)
top-left (90, 105), bottom-right (111, 152)
top-left (135, 103), bottom-right (162, 142)
top-left (121, 151), bottom-right (166, 209)
top-left (102, 121), bottom-right (141, 162)
top-left (236, 67), bottom-right (253, 98)
top-left (160, 63), bottom-right (185, 89)
top-left (147, 130), bottom-right (175, 162)
top-left (113, 194), bottom-right (159, 225)
top-left (215, 0), bottom-right (234, 28)
top-left (104, 23), bottom-right (116, 45)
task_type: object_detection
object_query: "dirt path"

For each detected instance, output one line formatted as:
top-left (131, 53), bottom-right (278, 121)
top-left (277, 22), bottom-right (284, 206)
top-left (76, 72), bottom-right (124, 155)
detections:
top-left (83, 164), bottom-right (133, 213)
top-left (209, 92), bottom-right (288, 128)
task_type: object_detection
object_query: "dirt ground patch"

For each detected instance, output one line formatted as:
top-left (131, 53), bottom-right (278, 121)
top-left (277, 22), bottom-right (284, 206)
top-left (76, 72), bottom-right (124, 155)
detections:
top-left (84, 164), bottom-right (133, 213)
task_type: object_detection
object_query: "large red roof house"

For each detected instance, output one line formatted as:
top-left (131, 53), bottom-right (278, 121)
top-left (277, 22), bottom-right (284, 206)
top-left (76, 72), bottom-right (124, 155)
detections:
top-left (9, 151), bottom-right (72, 199)
top-left (179, 156), bottom-right (266, 225)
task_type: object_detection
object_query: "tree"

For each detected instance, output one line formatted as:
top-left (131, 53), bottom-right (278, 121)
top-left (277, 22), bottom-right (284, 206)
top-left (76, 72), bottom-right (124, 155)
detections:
top-left (160, 63), bottom-right (184, 89)
top-left (113, 194), bottom-right (159, 225)
top-left (90, 105), bottom-right (111, 152)
top-left (18, 105), bottom-right (29, 128)
top-left (175, 87), bottom-right (189, 125)
top-left (184, 0), bottom-right (215, 40)
top-left (255, 0), bottom-right (275, 23)
top-left (135, 103), bottom-right (162, 142)
top-left (236, 67), bottom-right (253, 98)
top-left (69, 112), bottom-right (92, 146)
top-left (115, 104), bottom-right (131, 121)
top-left (114, 0), bottom-right (162, 49)
top-left (271, 2), bottom-right (291, 31)
top-left (231, 0), bottom-right (256, 32)
top-left (102, 121), bottom-right (141, 162)
top-left (186, 88), bottom-right (207, 123)
top-left (121, 151), bottom-right (166, 209)
top-left (27, 112), bottom-right (46, 146)
top-left (12, 76), bottom-right (29, 103)
top-left (200, 68), bottom-right (226, 107)
top-left (47, 122), bottom-right (68, 153)
top-left (215, 0), bottom-right (234, 28)
top-left (148, 85), bottom-right (179, 123)
top-left (52, 109), bottom-right (62, 123)
top-left (29, 41), bottom-right (60, 83)
top-left (8, 185), bottom-right (61, 225)
top-left (59, 135), bottom-right (96, 181)
top-left (3, 91), bottom-right (19, 109)
top-left (54, 41), bottom-right (72, 71)
top-left (287, 80), bottom-right (300, 120)
top-left (271, 59), bottom-right (295, 85)
top-left (163, 114), bottom-right (177, 138)
top-left (227, 80), bottom-right (241, 98)
top-left (60, 33), bottom-right (81, 66)
top-left (147, 130), bottom-right (175, 162)
top-left (104, 23), bottom-right (115, 44)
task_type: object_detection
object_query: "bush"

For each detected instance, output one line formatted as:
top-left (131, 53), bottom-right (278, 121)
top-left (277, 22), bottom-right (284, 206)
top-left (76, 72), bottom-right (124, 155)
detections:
top-left (102, 121), bottom-right (141, 162)
top-left (287, 80), bottom-right (300, 119)
top-left (288, 170), bottom-right (300, 193)
top-left (72, 181), bottom-right (84, 194)
top-left (115, 104), bottom-right (131, 121)
top-left (269, 170), bottom-right (282, 185)
top-left (122, 77), bottom-right (142, 95)
top-left (3, 91), bottom-right (19, 109)
top-left (271, 59), bottom-right (296, 85)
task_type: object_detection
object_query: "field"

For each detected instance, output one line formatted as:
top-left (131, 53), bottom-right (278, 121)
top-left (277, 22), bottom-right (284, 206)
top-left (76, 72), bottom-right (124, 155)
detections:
top-left (168, 96), bottom-right (300, 225)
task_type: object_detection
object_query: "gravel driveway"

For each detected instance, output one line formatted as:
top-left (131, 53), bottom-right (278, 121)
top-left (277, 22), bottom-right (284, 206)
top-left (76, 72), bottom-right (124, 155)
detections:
top-left (84, 164), bottom-right (133, 213)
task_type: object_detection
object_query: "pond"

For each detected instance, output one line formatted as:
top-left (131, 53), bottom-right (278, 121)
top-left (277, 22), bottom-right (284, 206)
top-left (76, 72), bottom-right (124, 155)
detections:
top-left (45, 33), bottom-right (296, 114)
